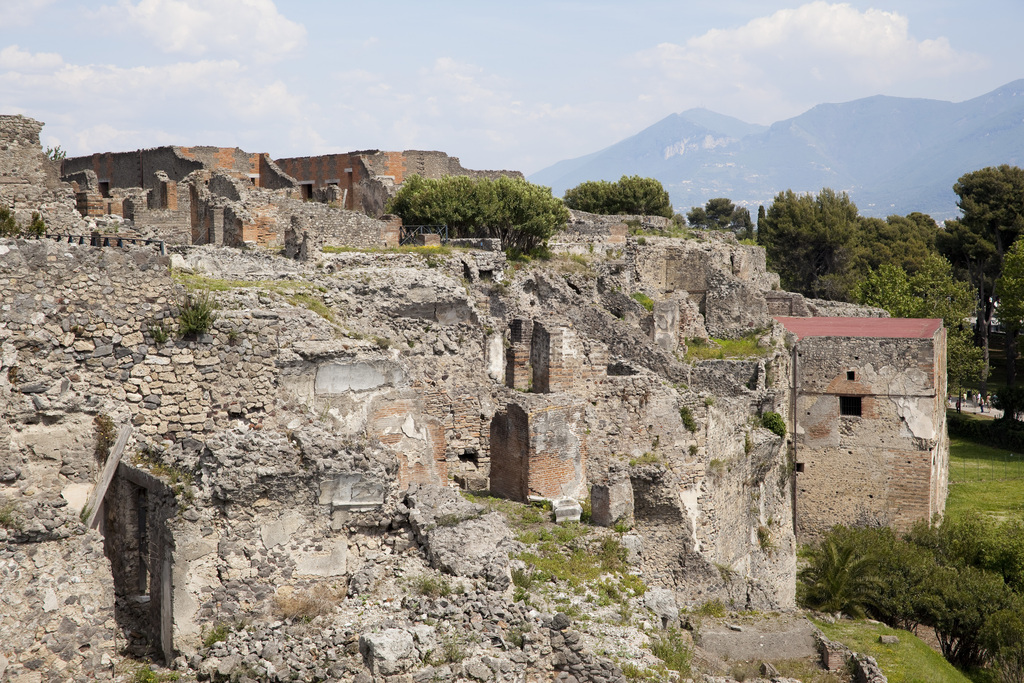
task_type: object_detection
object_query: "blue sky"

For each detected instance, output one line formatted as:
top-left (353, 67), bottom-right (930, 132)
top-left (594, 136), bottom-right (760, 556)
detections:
top-left (2, 1), bottom-right (1022, 175)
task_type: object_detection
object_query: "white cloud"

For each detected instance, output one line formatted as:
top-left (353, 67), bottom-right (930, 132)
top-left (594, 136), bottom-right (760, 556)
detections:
top-left (633, 2), bottom-right (986, 122)
top-left (2, 0), bottom-right (56, 27)
top-left (0, 45), bottom-right (63, 70)
top-left (0, 56), bottom-right (315, 155)
top-left (100, 0), bottom-right (306, 63)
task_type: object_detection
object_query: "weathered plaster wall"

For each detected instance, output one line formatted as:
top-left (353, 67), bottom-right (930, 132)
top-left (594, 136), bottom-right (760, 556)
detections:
top-left (792, 332), bottom-right (948, 540)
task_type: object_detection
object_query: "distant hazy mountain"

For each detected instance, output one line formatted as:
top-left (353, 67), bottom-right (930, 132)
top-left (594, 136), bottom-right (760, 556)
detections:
top-left (530, 80), bottom-right (1024, 222)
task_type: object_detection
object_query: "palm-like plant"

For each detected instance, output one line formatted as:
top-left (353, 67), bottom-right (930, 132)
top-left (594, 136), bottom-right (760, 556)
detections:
top-left (798, 533), bottom-right (881, 618)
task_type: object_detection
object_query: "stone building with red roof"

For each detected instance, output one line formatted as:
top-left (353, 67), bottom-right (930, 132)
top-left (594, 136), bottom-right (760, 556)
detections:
top-left (776, 316), bottom-right (948, 541)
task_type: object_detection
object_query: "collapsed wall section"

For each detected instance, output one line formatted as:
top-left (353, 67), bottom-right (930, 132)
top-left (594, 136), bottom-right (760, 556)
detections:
top-left (0, 114), bottom-right (83, 232)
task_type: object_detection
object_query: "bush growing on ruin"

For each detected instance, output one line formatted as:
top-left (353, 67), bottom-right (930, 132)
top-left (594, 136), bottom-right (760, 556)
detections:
top-left (386, 174), bottom-right (569, 253)
top-left (760, 411), bottom-right (786, 437)
top-left (649, 628), bottom-right (692, 675)
top-left (26, 212), bottom-right (45, 237)
top-left (0, 206), bottom-right (18, 237)
top-left (177, 289), bottom-right (217, 337)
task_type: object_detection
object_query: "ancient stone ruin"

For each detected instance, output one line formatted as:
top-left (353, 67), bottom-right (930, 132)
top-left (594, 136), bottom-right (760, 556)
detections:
top-left (0, 116), bottom-right (929, 682)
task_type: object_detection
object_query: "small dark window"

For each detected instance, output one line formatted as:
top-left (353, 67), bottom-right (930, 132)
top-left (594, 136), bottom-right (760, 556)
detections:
top-left (846, 371), bottom-right (855, 380)
top-left (840, 396), bottom-right (862, 416)
top-left (300, 183), bottom-right (313, 200)
top-left (795, 462), bottom-right (805, 473)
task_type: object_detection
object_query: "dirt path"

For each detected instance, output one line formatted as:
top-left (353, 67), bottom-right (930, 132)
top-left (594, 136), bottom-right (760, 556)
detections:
top-left (696, 614), bottom-right (819, 661)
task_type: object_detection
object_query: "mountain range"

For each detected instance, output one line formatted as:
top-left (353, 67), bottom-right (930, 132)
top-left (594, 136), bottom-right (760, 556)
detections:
top-left (529, 80), bottom-right (1024, 222)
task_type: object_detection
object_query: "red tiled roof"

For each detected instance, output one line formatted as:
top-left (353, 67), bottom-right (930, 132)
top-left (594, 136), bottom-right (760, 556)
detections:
top-left (774, 317), bottom-right (943, 340)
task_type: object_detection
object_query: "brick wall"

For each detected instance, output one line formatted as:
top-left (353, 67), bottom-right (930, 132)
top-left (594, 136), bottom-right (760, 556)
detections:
top-left (489, 398), bottom-right (587, 502)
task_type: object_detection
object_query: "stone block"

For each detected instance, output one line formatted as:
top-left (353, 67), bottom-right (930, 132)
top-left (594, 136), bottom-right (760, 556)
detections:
top-left (590, 478), bottom-right (634, 527)
top-left (552, 498), bottom-right (582, 523)
top-left (360, 628), bottom-right (415, 676)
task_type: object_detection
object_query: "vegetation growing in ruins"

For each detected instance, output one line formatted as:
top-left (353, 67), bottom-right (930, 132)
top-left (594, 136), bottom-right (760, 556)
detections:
top-left (0, 206), bottom-right (18, 236)
top-left (685, 332), bottom-right (770, 361)
top-left (386, 174), bottom-right (569, 253)
top-left (761, 411), bottom-right (786, 437)
top-left (177, 289), bottom-right (217, 337)
top-left (630, 291), bottom-right (655, 311)
top-left (799, 518), bottom-right (1024, 677)
top-left (0, 499), bottom-right (21, 530)
top-left (678, 406), bottom-right (698, 432)
top-left (272, 584), bottom-right (345, 622)
top-left (93, 413), bottom-right (116, 462)
top-left (648, 628), bottom-right (692, 676)
top-left (562, 175), bottom-right (673, 219)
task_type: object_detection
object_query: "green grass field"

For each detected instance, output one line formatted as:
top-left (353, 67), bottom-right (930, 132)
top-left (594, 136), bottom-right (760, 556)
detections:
top-left (947, 436), bottom-right (1024, 519)
top-left (816, 620), bottom-right (972, 683)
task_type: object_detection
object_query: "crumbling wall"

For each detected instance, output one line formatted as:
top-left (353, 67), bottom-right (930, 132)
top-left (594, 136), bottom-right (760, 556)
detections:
top-left (0, 114), bottom-right (84, 232)
top-left (792, 332), bottom-right (947, 540)
top-left (628, 235), bottom-right (780, 340)
top-left (275, 150), bottom-right (523, 217)
top-left (489, 396), bottom-right (588, 502)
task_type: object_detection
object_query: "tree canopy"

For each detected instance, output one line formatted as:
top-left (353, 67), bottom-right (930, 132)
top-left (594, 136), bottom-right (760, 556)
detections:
top-left (686, 198), bottom-right (753, 238)
top-left (387, 175), bottom-right (569, 253)
top-left (562, 175), bottom-right (673, 218)
top-left (856, 255), bottom-right (981, 393)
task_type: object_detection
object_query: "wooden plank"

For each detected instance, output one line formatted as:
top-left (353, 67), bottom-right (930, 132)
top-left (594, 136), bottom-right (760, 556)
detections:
top-left (85, 424), bottom-right (132, 530)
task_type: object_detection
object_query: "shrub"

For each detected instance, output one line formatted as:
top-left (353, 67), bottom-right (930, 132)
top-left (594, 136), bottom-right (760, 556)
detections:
top-left (93, 414), bottom-right (116, 462)
top-left (697, 599), bottom-right (727, 618)
top-left (25, 212), bottom-right (45, 237)
top-left (679, 406), bottom-right (697, 432)
top-left (414, 575), bottom-right (453, 597)
top-left (650, 628), bottom-right (693, 675)
top-left (149, 321), bottom-right (169, 344)
top-left (761, 411), bottom-right (786, 437)
top-left (178, 289), bottom-right (217, 337)
top-left (202, 622), bottom-right (231, 648)
top-left (0, 206), bottom-right (18, 237)
top-left (0, 500), bottom-right (21, 530)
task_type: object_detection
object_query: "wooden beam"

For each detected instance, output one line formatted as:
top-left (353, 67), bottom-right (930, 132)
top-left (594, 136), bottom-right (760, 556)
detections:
top-left (85, 424), bottom-right (132, 530)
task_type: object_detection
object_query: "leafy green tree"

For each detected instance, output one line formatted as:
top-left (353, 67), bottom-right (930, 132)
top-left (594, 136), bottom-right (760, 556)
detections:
top-left (997, 237), bottom-right (1024, 386)
top-left (981, 608), bottom-right (1024, 683)
top-left (938, 165), bottom-right (1024, 392)
top-left (615, 175), bottom-right (673, 217)
top-left (924, 564), bottom-right (1017, 667)
top-left (850, 213), bottom-right (939, 278)
top-left (687, 198), bottom-right (753, 238)
top-left (387, 175), bottom-right (568, 252)
top-left (855, 255), bottom-right (981, 394)
top-left (561, 179), bottom-right (616, 215)
top-left (562, 176), bottom-right (672, 218)
top-left (758, 188), bottom-right (861, 300)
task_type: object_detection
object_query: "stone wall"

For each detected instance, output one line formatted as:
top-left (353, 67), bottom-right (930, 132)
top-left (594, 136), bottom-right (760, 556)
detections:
top-left (789, 329), bottom-right (948, 540)
top-left (275, 149), bottom-right (523, 217)
top-left (628, 235), bottom-right (780, 340)
top-left (0, 114), bottom-right (84, 233)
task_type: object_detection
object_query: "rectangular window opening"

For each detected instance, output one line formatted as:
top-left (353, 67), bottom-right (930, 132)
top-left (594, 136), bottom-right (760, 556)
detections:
top-left (795, 462), bottom-right (805, 473)
top-left (840, 396), bottom-right (862, 417)
top-left (846, 370), bottom-right (855, 380)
